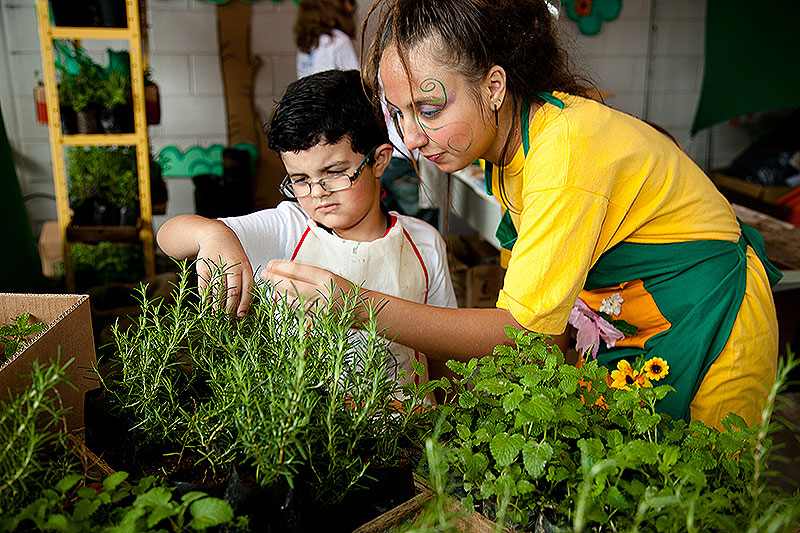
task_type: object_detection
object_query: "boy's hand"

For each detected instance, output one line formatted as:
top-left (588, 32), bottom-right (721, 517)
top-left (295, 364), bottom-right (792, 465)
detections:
top-left (197, 239), bottom-right (254, 317)
top-left (157, 215), bottom-right (254, 316)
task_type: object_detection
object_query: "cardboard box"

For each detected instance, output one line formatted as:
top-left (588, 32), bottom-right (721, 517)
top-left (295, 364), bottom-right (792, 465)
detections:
top-left (0, 294), bottom-right (98, 430)
top-left (710, 171), bottom-right (793, 204)
top-left (38, 220), bottom-right (64, 278)
top-left (448, 234), bottom-right (505, 308)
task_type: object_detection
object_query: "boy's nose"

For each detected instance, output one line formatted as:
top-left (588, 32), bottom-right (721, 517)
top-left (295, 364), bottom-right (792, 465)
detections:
top-left (309, 181), bottom-right (330, 198)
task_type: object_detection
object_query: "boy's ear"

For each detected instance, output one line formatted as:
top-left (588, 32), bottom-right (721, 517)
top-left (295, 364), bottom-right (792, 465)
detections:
top-left (371, 143), bottom-right (395, 178)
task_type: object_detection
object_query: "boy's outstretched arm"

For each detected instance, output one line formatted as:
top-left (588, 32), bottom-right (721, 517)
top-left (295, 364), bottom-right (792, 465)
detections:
top-left (156, 214), bottom-right (254, 316)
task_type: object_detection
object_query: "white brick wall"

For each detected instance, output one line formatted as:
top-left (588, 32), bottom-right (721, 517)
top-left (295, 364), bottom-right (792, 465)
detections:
top-left (0, 0), bottom-right (757, 237)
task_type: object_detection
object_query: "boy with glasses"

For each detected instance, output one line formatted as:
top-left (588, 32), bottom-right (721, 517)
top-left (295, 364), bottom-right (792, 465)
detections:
top-left (157, 69), bottom-right (456, 397)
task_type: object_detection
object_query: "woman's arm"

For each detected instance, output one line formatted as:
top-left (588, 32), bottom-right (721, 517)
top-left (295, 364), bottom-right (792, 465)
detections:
top-left (157, 214), bottom-right (254, 316)
top-left (262, 260), bottom-right (568, 361)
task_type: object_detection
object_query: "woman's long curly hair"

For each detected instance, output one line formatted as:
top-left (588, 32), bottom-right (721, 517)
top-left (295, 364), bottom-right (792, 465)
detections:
top-left (361, 0), bottom-right (592, 210)
top-left (295, 0), bottom-right (358, 54)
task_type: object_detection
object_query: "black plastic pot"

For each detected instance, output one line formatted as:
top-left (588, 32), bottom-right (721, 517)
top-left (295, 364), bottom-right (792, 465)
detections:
top-left (119, 204), bottom-right (138, 226)
top-left (76, 107), bottom-right (101, 134)
top-left (69, 198), bottom-right (96, 226)
top-left (49, 0), bottom-right (95, 27)
top-left (295, 464), bottom-right (416, 532)
top-left (60, 106), bottom-right (79, 135)
top-left (193, 148), bottom-right (253, 218)
top-left (100, 105), bottom-right (133, 134)
top-left (96, 0), bottom-right (127, 27)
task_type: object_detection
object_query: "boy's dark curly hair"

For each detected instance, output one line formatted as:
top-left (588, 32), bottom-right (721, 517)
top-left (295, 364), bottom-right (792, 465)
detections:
top-left (266, 69), bottom-right (389, 157)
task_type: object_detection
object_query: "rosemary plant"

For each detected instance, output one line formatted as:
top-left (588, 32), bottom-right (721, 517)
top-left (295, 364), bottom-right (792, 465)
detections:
top-left (102, 261), bottom-right (436, 504)
top-left (0, 357), bottom-right (76, 513)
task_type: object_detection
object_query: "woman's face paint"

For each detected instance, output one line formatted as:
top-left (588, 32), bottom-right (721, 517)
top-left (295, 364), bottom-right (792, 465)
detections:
top-left (381, 46), bottom-right (496, 173)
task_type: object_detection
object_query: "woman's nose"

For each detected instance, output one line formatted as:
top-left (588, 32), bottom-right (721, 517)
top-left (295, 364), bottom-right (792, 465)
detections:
top-left (402, 117), bottom-right (428, 151)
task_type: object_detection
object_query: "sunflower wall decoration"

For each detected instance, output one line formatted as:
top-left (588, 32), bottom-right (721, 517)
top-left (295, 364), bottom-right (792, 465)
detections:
top-left (563, 0), bottom-right (622, 36)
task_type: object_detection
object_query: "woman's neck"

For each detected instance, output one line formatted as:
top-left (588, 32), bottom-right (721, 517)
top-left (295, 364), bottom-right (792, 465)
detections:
top-left (484, 99), bottom-right (540, 167)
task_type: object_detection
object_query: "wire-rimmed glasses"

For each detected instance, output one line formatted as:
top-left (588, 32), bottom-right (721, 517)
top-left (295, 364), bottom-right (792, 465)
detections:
top-left (279, 147), bottom-right (378, 199)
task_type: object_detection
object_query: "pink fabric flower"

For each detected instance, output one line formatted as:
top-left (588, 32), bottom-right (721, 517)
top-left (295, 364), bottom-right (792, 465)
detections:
top-left (567, 298), bottom-right (625, 360)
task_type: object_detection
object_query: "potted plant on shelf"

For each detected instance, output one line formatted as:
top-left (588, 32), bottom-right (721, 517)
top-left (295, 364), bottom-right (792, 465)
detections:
top-left (143, 67), bottom-right (161, 125)
top-left (107, 169), bottom-right (139, 225)
top-left (67, 145), bottom-right (139, 226)
top-left (57, 73), bottom-right (79, 135)
top-left (69, 64), bottom-right (103, 134)
top-left (97, 70), bottom-right (132, 134)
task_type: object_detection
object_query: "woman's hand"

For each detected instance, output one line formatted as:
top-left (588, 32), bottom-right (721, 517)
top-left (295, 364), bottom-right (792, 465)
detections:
top-left (260, 260), bottom-right (348, 305)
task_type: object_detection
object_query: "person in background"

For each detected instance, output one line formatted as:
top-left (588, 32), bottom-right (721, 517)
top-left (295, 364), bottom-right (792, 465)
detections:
top-left (263, 0), bottom-right (782, 429)
top-left (157, 70), bottom-right (456, 399)
top-left (295, 0), bottom-right (359, 79)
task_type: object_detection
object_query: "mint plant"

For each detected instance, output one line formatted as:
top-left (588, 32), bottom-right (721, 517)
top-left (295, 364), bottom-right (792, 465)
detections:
top-left (0, 313), bottom-right (47, 362)
top-left (101, 261), bottom-right (437, 504)
top-left (432, 328), bottom-right (800, 531)
top-left (3, 472), bottom-right (247, 532)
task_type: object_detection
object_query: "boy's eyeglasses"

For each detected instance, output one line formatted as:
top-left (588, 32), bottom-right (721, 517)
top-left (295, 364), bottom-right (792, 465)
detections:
top-left (279, 147), bottom-right (377, 199)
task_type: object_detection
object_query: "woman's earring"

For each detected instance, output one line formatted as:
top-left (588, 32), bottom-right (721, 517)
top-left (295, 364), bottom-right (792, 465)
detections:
top-left (494, 105), bottom-right (499, 129)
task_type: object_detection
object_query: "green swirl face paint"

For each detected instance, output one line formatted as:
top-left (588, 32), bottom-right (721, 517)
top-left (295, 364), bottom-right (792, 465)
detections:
top-left (416, 78), bottom-right (473, 153)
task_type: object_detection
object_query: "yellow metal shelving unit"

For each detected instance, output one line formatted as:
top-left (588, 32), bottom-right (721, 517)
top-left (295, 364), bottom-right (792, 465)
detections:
top-left (35, 0), bottom-right (154, 291)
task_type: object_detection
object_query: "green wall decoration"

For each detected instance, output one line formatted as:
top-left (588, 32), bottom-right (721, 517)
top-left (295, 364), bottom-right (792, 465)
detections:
top-left (563, 0), bottom-right (622, 36)
top-left (158, 143), bottom-right (258, 178)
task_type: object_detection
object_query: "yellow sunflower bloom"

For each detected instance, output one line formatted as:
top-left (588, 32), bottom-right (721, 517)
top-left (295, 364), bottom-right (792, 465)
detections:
top-left (610, 359), bottom-right (637, 390)
top-left (635, 373), bottom-right (652, 388)
top-left (642, 357), bottom-right (669, 381)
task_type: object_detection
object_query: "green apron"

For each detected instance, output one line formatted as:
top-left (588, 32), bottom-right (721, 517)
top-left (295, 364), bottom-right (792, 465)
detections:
top-left (485, 93), bottom-right (782, 421)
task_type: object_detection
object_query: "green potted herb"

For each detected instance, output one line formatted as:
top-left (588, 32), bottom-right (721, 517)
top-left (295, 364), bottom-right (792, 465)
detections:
top-left (67, 146), bottom-right (139, 225)
top-left (428, 328), bottom-right (800, 532)
top-left (0, 313), bottom-right (46, 364)
top-left (57, 73), bottom-right (79, 134)
top-left (0, 359), bottom-right (246, 532)
top-left (97, 70), bottom-right (132, 133)
top-left (91, 262), bottom-right (437, 530)
top-left (69, 63), bottom-right (103, 134)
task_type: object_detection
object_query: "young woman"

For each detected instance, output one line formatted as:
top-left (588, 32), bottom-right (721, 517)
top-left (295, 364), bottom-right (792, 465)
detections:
top-left (294, 0), bottom-right (359, 78)
top-left (265, 0), bottom-right (781, 428)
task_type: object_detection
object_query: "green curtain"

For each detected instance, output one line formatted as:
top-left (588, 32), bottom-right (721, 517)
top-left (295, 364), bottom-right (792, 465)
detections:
top-left (0, 102), bottom-right (45, 292)
top-left (691, 0), bottom-right (800, 134)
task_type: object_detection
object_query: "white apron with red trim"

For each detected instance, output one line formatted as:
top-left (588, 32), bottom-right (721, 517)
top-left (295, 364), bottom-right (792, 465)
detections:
top-left (291, 215), bottom-right (433, 401)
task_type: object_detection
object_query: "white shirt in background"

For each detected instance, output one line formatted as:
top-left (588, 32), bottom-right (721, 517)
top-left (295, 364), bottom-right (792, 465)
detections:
top-left (296, 29), bottom-right (359, 79)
